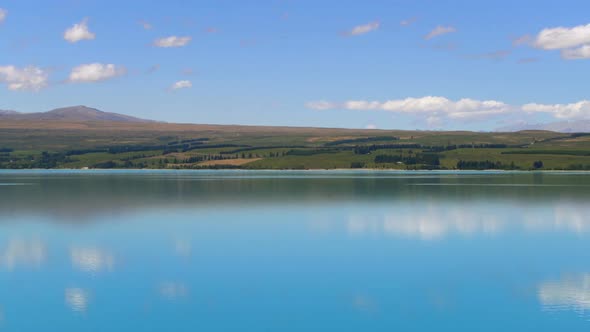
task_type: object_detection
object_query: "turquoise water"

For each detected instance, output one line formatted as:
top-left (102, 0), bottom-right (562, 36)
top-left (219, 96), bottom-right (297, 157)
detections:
top-left (1, 170), bottom-right (590, 331)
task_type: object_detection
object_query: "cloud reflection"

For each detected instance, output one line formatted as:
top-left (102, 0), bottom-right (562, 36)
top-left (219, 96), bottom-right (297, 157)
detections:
top-left (174, 239), bottom-right (192, 257)
top-left (159, 282), bottom-right (188, 300)
top-left (538, 274), bottom-right (590, 315)
top-left (523, 204), bottom-right (590, 234)
top-left (70, 247), bottom-right (114, 273)
top-left (65, 288), bottom-right (90, 313)
top-left (0, 238), bottom-right (46, 270)
top-left (347, 201), bottom-right (590, 240)
top-left (348, 207), bottom-right (502, 240)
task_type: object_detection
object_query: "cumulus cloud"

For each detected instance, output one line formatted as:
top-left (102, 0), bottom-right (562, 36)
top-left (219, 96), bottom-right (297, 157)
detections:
top-left (307, 96), bottom-right (510, 122)
top-left (425, 25), bottom-right (456, 40)
top-left (308, 95), bottom-right (590, 122)
top-left (365, 124), bottom-right (377, 129)
top-left (0, 65), bottom-right (48, 91)
top-left (170, 80), bottom-right (192, 90)
top-left (561, 44), bottom-right (590, 60)
top-left (64, 19), bottom-right (96, 43)
top-left (68, 63), bottom-right (126, 83)
top-left (153, 36), bottom-right (191, 48)
top-left (0, 8), bottom-right (7, 24)
top-left (523, 100), bottom-right (590, 120)
top-left (346, 21), bottom-right (380, 36)
top-left (534, 23), bottom-right (590, 50)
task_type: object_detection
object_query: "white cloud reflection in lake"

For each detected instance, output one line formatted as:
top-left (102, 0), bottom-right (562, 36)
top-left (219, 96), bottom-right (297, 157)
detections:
top-left (0, 238), bottom-right (46, 271)
top-left (538, 274), bottom-right (590, 318)
top-left (346, 201), bottom-right (590, 240)
top-left (65, 288), bottom-right (90, 313)
top-left (70, 247), bottom-right (115, 274)
top-left (159, 282), bottom-right (189, 300)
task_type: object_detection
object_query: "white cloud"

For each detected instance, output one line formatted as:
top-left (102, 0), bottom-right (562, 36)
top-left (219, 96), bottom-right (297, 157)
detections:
top-left (523, 100), bottom-right (590, 120)
top-left (0, 65), bottom-right (48, 91)
top-left (68, 63), bottom-right (126, 83)
top-left (347, 21), bottom-right (380, 36)
top-left (365, 124), bottom-right (377, 129)
top-left (0, 8), bottom-right (7, 24)
top-left (561, 44), bottom-right (590, 60)
top-left (308, 96), bottom-right (510, 122)
top-left (425, 25), bottom-right (456, 40)
top-left (64, 18), bottom-right (95, 43)
top-left (308, 96), bottom-right (590, 122)
top-left (305, 100), bottom-right (338, 110)
top-left (170, 80), bottom-right (192, 90)
top-left (153, 36), bottom-right (191, 48)
top-left (534, 23), bottom-right (590, 50)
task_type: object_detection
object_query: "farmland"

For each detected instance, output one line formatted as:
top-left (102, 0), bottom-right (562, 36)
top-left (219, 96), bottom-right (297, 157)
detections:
top-left (1, 120), bottom-right (589, 170)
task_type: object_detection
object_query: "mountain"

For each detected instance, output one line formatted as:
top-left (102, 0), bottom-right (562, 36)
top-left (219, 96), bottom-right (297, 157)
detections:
top-left (0, 110), bottom-right (19, 115)
top-left (0, 106), bottom-right (155, 123)
top-left (497, 120), bottom-right (590, 133)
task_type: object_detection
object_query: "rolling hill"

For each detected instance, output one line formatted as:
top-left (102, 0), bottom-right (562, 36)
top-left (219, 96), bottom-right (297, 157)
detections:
top-left (0, 106), bottom-right (155, 123)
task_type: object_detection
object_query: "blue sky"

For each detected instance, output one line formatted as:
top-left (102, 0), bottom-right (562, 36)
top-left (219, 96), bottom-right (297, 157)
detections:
top-left (1, 0), bottom-right (590, 130)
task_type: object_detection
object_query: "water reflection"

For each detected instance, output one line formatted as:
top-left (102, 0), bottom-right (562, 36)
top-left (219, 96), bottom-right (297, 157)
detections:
top-left (65, 288), bottom-right (90, 313)
top-left (347, 201), bottom-right (590, 240)
top-left (70, 247), bottom-right (115, 274)
top-left (174, 240), bottom-right (192, 257)
top-left (1, 170), bottom-right (589, 221)
top-left (0, 171), bottom-right (589, 331)
top-left (0, 239), bottom-right (46, 271)
top-left (538, 275), bottom-right (590, 317)
top-left (348, 208), bottom-right (501, 240)
top-left (159, 282), bottom-right (189, 300)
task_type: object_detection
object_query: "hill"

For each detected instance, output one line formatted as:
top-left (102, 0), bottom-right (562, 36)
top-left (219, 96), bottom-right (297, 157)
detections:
top-left (0, 108), bottom-right (589, 171)
top-left (0, 106), bottom-right (155, 123)
top-left (497, 120), bottom-right (590, 133)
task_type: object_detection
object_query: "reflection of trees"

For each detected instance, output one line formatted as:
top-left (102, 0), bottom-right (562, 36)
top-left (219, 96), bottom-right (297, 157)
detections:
top-left (1, 171), bottom-right (589, 222)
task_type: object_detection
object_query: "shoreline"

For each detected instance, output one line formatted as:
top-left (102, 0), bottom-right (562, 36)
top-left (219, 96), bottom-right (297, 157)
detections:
top-left (1, 168), bottom-right (590, 174)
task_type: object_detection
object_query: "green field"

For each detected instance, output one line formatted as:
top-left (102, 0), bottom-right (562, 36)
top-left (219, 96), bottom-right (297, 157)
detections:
top-left (1, 120), bottom-right (589, 170)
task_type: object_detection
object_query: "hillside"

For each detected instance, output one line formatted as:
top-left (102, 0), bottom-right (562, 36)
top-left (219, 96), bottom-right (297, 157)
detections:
top-left (1, 113), bottom-right (590, 170)
top-left (0, 106), bottom-right (155, 123)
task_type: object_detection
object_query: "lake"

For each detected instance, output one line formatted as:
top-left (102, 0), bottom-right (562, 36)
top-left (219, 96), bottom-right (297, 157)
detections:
top-left (1, 170), bottom-right (589, 331)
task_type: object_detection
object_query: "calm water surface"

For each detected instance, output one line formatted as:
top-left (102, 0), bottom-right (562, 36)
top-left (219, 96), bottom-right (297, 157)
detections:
top-left (1, 170), bottom-right (589, 331)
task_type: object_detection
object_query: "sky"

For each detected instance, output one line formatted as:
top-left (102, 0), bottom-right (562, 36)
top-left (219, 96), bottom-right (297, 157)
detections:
top-left (1, 0), bottom-right (590, 130)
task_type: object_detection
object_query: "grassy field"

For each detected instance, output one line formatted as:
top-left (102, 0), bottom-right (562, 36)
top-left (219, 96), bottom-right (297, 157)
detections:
top-left (1, 120), bottom-right (589, 170)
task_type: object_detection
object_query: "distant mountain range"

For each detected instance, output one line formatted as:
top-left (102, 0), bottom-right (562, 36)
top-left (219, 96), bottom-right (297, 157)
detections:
top-left (0, 106), bottom-right (155, 123)
top-left (497, 120), bottom-right (590, 133)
